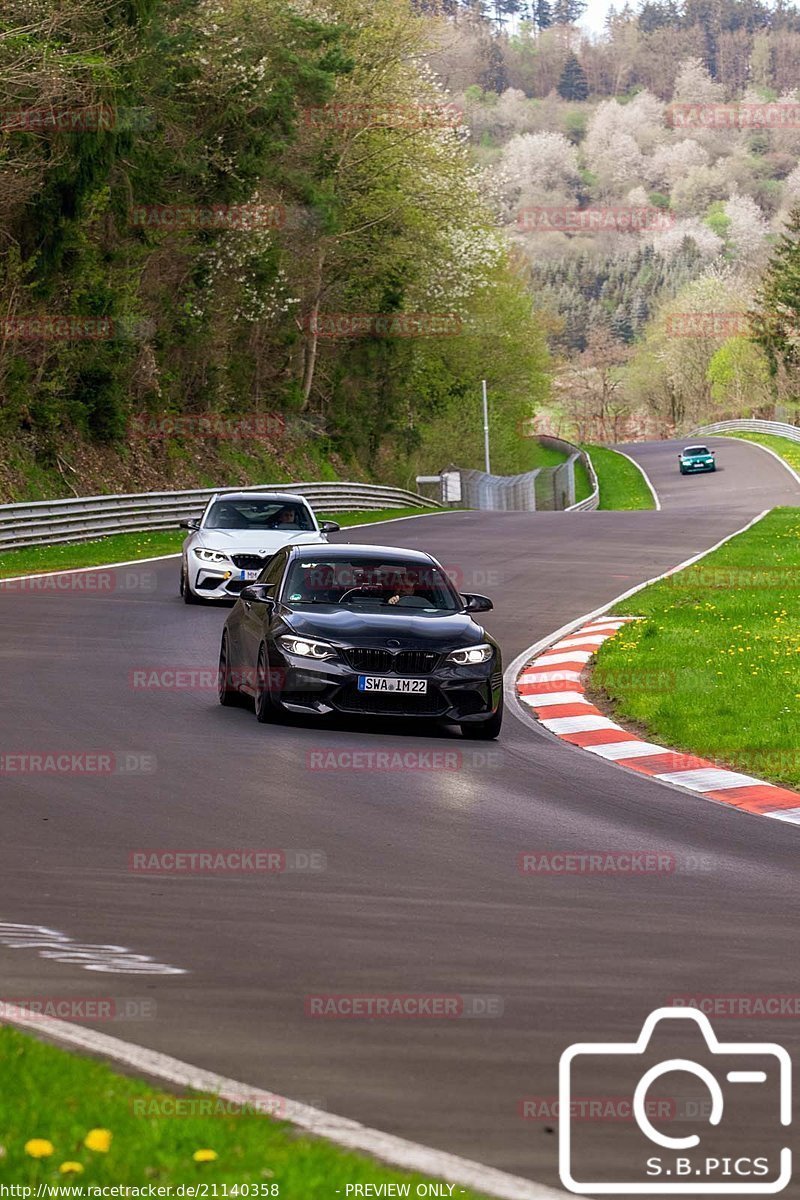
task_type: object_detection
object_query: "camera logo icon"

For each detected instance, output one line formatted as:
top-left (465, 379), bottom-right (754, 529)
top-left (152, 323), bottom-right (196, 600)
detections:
top-left (559, 1006), bottom-right (791, 1194)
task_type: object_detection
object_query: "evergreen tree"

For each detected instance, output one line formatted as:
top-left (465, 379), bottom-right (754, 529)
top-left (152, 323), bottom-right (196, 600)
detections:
top-left (480, 35), bottom-right (509, 91)
top-left (552, 0), bottom-right (587, 24)
top-left (752, 208), bottom-right (800, 376)
top-left (557, 52), bottom-right (589, 100)
top-left (534, 0), bottom-right (553, 28)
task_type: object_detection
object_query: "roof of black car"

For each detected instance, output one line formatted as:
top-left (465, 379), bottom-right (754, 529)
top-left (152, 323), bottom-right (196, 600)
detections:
top-left (288, 543), bottom-right (435, 562)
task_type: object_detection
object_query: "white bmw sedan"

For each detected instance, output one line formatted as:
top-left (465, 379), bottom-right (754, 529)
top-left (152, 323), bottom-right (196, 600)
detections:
top-left (180, 492), bottom-right (339, 604)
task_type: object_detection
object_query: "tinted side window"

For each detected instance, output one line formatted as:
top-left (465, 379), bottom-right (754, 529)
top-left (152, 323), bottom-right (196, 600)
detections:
top-left (258, 550), bottom-right (288, 587)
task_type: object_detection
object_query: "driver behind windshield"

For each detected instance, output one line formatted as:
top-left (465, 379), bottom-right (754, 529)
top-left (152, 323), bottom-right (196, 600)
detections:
top-left (273, 506), bottom-right (300, 528)
top-left (385, 569), bottom-right (428, 607)
top-left (284, 559), bottom-right (458, 611)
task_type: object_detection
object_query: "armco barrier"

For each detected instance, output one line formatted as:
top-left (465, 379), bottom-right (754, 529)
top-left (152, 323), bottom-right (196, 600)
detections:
top-left (691, 418), bottom-right (800, 443)
top-left (431, 442), bottom-right (598, 513)
top-left (0, 482), bottom-right (442, 552)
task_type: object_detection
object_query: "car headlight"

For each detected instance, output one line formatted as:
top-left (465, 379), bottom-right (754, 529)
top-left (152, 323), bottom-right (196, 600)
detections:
top-left (194, 548), bottom-right (232, 564)
top-left (446, 643), bottom-right (493, 666)
top-left (278, 636), bottom-right (338, 661)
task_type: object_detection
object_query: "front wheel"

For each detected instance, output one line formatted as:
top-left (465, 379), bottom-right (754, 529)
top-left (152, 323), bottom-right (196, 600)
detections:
top-left (181, 564), bottom-right (200, 604)
top-left (460, 698), bottom-right (503, 741)
top-left (218, 632), bottom-right (239, 707)
top-left (255, 644), bottom-right (279, 724)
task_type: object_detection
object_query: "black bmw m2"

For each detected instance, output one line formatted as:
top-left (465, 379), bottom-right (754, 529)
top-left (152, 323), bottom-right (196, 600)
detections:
top-left (217, 543), bottom-right (503, 738)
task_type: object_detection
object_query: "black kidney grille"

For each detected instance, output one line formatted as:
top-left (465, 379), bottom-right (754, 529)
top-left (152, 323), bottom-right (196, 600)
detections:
top-left (231, 554), bottom-right (269, 570)
top-left (345, 649), bottom-right (439, 675)
top-left (395, 650), bottom-right (439, 674)
top-left (346, 649), bottom-right (393, 673)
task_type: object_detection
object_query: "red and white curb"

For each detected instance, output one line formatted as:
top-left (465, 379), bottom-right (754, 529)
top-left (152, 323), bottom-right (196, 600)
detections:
top-left (515, 617), bottom-right (800, 824)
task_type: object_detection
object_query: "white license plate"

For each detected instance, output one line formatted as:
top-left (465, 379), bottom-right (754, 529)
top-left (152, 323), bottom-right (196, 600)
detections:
top-left (240, 569), bottom-right (261, 580)
top-left (358, 676), bottom-right (428, 694)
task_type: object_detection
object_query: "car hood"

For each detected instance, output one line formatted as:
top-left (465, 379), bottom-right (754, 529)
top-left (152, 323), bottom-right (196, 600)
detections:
top-left (195, 530), bottom-right (324, 552)
top-left (682, 452), bottom-right (712, 459)
top-left (280, 606), bottom-right (485, 648)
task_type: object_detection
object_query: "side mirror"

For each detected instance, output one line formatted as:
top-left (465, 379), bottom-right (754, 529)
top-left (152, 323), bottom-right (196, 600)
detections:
top-left (240, 584), bottom-right (274, 604)
top-left (320, 520), bottom-right (340, 533)
top-left (462, 592), bottom-right (493, 613)
top-left (180, 517), bottom-right (200, 530)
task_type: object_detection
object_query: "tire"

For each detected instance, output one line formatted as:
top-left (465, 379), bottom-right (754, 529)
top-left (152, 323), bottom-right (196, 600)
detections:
top-left (255, 644), bottom-right (279, 723)
top-left (460, 697), bottom-right (503, 740)
top-left (181, 564), bottom-right (201, 604)
top-left (218, 632), bottom-right (239, 707)
top-left (679, 467), bottom-right (686, 475)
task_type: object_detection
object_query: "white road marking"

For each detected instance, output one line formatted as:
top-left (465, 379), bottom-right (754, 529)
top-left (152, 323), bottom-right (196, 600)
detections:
top-left (0, 1004), bottom-right (567, 1200)
top-left (517, 670), bottom-right (582, 684)
top-left (555, 636), bottom-right (611, 649)
top-left (585, 741), bottom-right (668, 761)
top-left (518, 691), bottom-right (587, 707)
top-left (0, 922), bottom-right (185, 975)
top-left (768, 807), bottom-right (800, 824)
top-left (539, 715), bottom-right (621, 734)
top-left (654, 768), bottom-right (763, 792)
top-left (609, 448), bottom-right (662, 510)
top-left (0, 552), bottom-right (181, 585)
top-left (533, 650), bottom-right (593, 666)
top-left (713, 436), bottom-right (800, 489)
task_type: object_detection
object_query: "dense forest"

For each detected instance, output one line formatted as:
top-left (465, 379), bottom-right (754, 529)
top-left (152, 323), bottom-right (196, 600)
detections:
top-left (1, 0), bottom-right (800, 497)
top-left (430, 0), bottom-right (800, 439)
top-left (0, 0), bottom-right (549, 498)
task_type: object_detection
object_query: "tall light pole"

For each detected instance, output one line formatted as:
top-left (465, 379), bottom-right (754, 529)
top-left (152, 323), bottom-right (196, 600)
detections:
top-left (482, 379), bottom-right (491, 474)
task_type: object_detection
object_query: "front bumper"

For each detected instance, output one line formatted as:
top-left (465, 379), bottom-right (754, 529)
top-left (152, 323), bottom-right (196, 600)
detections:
top-left (681, 461), bottom-right (714, 473)
top-left (268, 648), bottom-right (503, 722)
top-left (189, 555), bottom-right (271, 599)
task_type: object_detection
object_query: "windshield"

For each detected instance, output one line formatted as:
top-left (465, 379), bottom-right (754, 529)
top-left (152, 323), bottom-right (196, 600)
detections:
top-left (204, 499), bottom-right (314, 532)
top-left (684, 446), bottom-right (710, 456)
top-left (283, 558), bottom-right (461, 612)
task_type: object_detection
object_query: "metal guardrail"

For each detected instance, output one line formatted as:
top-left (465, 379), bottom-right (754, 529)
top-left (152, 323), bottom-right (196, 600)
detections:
top-left (416, 441), bottom-right (599, 512)
top-left (566, 448), bottom-right (600, 512)
top-left (0, 481), bottom-right (442, 552)
top-left (691, 419), bottom-right (800, 443)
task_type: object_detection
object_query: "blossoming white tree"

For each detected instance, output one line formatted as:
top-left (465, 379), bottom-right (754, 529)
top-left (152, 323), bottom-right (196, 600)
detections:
top-left (497, 130), bottom-right (581, 214)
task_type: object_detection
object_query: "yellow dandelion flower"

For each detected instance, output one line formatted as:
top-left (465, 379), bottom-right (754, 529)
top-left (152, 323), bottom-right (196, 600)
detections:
top-left (84, 1129), bottom-right (112, 1153)
top-left (193, 1149), bottom-right (218, 1163)
top-left (24, 1140), bottom-right (54, 1159)
top-left (59, 1163), bottom-right (84, 1175)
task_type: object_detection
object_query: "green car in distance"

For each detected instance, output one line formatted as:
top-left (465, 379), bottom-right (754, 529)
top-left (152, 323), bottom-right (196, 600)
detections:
top-left (679, 444), bottom-right (716, 475)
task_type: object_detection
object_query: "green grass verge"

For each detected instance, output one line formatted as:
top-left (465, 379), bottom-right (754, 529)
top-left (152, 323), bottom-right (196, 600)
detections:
top-left (583, 446), bottom-right (655, 511)
top-left (592, 508), bottom-right (800, 789)
top-left (0, 509), bottom-right (444, 579)
top-left (573, 456), bottom-right (593, 504)
top-left (722, 430), bottom-right (800, 475)
top-left (0, 1027), bottom-right (487, 1197)
top-left (522, 440), bottom-right (569, 470)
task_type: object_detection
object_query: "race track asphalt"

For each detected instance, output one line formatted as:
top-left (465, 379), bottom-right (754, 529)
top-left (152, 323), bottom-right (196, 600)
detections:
top-left (1, 435), bottom-right (799, 1193)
